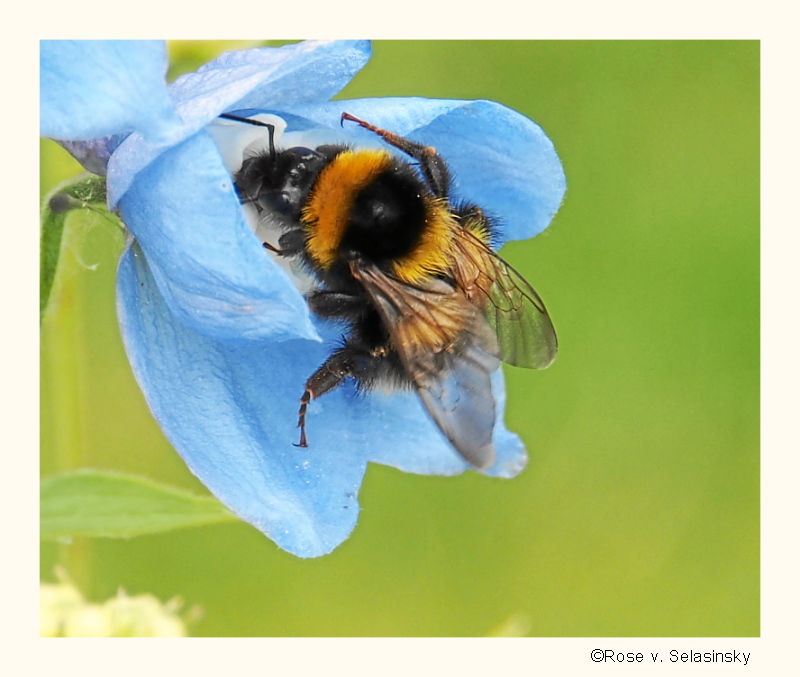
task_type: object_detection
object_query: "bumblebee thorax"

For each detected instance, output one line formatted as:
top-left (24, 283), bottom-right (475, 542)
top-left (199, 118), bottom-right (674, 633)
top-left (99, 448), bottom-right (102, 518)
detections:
top-left (303, 149), bottom-right (455, 284)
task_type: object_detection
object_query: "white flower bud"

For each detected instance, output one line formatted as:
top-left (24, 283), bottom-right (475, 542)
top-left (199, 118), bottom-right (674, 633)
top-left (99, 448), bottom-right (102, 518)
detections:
top-left (63, 605), bottom-right (113, 637)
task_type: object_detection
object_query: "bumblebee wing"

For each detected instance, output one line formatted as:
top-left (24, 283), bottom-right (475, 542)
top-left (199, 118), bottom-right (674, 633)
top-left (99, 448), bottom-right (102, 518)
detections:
top-left (415, 339), bottom-right (500, 469)
top-left (451, 228), bottom-right (558, 369)
top-left (350, 259), bottom-right (500, 469)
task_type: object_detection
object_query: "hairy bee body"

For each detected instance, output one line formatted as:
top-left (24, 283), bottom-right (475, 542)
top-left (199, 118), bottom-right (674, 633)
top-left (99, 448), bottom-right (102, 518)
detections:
top-left (230, 112), bottom-right (557, 469)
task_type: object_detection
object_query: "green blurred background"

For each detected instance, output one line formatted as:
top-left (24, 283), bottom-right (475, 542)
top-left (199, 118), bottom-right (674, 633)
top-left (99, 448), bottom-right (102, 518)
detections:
top-left (40, 40), bottom-right (759, 637)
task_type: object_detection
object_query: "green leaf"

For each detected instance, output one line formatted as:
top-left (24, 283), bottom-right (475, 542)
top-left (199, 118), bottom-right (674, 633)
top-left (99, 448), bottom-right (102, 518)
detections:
top-left (41, 470), bottom-right (239, 539)
top-left (40, 174), bottom-right (118, 323)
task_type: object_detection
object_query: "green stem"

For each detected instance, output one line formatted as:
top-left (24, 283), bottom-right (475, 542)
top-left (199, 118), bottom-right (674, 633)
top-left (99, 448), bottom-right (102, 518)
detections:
top-left (41, 211), bottom-right (93, 592)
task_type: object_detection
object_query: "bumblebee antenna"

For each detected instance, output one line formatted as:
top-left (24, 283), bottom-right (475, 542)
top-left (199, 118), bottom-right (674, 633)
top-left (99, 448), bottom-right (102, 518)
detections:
top-left (219, 113), bottom-right (276, 161)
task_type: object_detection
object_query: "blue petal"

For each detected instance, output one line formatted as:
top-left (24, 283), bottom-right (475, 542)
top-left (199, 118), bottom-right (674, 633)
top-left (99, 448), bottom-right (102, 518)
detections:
top-left (271, 97), bottom-right (566, 244)
top-left (171, 40), bottom-right (371, 117)
top-left (117, 130), bottom-right (317, 344)
top-left (117, 243), bottom-right (362, 558)
top-left (40, 40), bottom-right (180, 144)
top-left (107, 40), bottom-right (371, 208)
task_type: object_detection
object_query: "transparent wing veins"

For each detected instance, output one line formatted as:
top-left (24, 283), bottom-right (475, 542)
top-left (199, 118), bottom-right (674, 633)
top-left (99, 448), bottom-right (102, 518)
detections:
top-left (451, 228), bottom-right (558, 369)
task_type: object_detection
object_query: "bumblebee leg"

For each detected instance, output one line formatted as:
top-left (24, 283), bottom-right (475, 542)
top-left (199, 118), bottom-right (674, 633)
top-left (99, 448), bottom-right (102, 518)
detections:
top-left (262, 229), bottom-right (306, 258)
top-left (455, 204), bottom-right (486, 221)
top-left (341, 112), bottom-right (451, 199)
top-left (306, 290), bottom-right (366, 322)
top-left (277, 229), bottom-right (306, 256)
top-left (296, 348), bottom-right (361, 447)
top-left (262, 241), bottom-right (284, 255)
top-left (296, 389), bottom-right (314, 447)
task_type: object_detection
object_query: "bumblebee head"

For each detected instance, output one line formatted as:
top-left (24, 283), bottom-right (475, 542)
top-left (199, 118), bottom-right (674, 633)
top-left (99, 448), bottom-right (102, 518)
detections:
top-left (236, 147), bottom-right (327, 218)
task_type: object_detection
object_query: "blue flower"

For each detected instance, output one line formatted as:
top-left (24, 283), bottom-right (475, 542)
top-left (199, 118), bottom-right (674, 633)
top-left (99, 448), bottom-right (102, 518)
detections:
top-left (41, 40), bottom-right (566, 557)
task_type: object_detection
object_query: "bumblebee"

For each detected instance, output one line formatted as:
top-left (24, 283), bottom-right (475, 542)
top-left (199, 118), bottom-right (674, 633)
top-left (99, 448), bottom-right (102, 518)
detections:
top-left (225, 111), bottom-right (557, 469)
